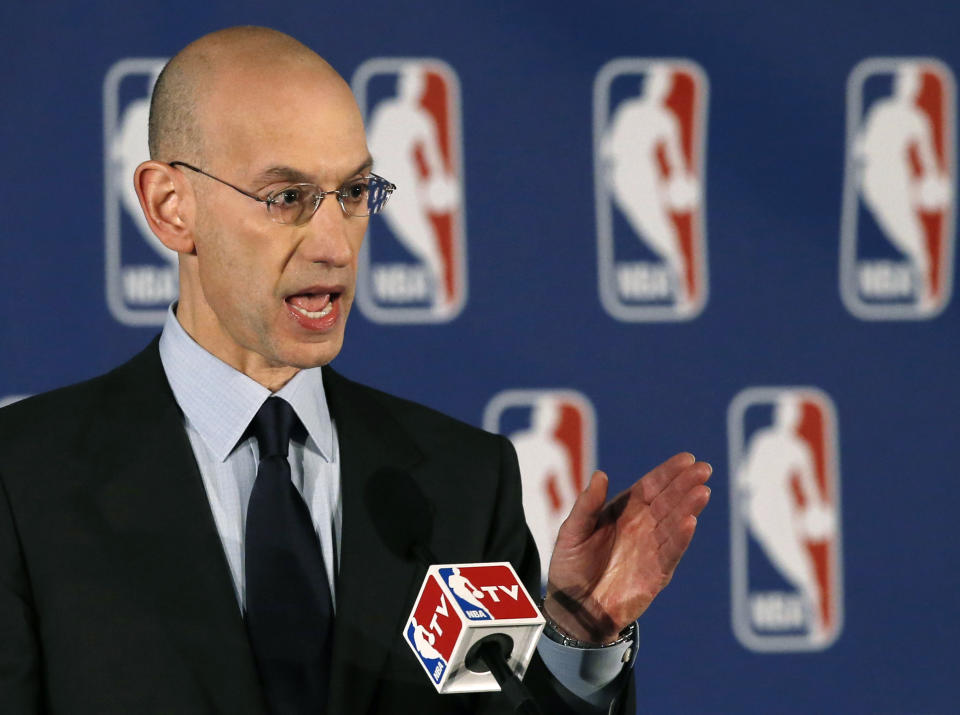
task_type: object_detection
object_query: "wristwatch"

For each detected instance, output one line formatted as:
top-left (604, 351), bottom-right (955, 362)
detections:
top-left (538, 597), bottom-right (637, 650)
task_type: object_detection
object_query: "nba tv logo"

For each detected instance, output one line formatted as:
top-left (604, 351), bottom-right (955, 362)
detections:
top-left (483, 390), bottom-right (596, 586)
top-left (353, 58), bottom-right (467, 323)
top-left (728, 387), bottom-right (843, 652)
top-left (104, 58), bottom-right (177, 326)
top-left (841, 58), bottom-right (956, 319)
top-left (594, 59), bottom-right (709, 321)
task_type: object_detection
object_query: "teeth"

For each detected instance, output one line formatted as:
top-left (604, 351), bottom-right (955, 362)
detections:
top-left (290, 302), bottom-right (334, 319)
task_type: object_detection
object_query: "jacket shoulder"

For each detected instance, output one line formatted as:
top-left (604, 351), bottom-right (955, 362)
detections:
top-left (324, 368), bottom-right (506, 455)
top-left (0, 338), bottom-right (168, 469)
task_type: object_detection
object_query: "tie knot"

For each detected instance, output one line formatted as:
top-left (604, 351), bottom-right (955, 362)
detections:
top-left (251, 397), bottom-right (300, 459)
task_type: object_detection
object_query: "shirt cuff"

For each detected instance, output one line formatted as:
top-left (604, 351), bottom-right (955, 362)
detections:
top-left (535, 622), bottom-right (639, 706)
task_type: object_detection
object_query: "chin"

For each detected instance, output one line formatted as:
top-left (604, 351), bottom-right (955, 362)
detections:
top-left (274, 338), bottom-right (344, 370)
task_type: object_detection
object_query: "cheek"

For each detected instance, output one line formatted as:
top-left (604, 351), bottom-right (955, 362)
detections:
top-left (195, 219), bottom-right (278, 319)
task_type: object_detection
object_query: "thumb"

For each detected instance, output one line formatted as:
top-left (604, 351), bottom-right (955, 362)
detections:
top-left (557, 471), bottom-right (609, 545)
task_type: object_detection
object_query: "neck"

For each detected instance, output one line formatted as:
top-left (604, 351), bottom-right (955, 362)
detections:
top-left (173, 297), bottom-right (300, 393)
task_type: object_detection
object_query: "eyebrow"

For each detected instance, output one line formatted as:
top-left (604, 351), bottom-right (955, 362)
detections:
top-left (253, 156), bottom-right (375, 186)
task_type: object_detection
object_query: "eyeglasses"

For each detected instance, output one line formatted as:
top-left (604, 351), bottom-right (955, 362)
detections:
top-left (169, 161), bottom-right (396, 226)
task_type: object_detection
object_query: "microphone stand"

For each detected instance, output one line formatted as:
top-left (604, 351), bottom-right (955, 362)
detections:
top-left (468, 638), bottom-right (542, 715)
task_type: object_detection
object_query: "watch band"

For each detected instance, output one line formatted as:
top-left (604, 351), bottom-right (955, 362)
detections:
top-left (538, 597), bottom-right (637, 649)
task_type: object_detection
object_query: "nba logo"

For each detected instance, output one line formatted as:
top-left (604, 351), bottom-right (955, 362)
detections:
top-left (437, 565), bottom-right (540, 622)
top-left (728, 387), bottom-right (844, 652)
top-left (594, 59), bottom-right (709, 321)
top-left (483, 390), bottom-right (596, 585)
top-left (353, 58), bottom-right (467, 323)
top-left (405, 563), bottom-right (543, 693)
top-left (103, 58), bottom-right (178, 326)
top-left (841, 58), bottom-right (956, 319)
top-left (439, 567), bottom-right (493, 621)
top-left (405, 574), bottom-right (460, 685)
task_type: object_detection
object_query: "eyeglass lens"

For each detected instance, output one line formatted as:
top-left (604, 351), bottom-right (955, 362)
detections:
top-left (267, 176), bottom-right (393, 225)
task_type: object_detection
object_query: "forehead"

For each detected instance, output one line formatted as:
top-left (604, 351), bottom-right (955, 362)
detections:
top-left (202, 61), bottom-right (369, 182)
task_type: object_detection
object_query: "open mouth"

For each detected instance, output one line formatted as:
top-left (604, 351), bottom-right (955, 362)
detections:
top-left (284, 290), bottom-right (342, 324)
top-left (286, 292), bottom-right (337, 318)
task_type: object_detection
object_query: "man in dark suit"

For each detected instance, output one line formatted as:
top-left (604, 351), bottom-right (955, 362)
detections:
top-left (0, 26), bottom-right (711, 714)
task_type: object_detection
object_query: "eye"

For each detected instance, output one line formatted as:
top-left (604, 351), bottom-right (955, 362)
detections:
top-left (342, 179), bottom-right (368, 204)
top-left (274, 187), bottom-right (303, 207)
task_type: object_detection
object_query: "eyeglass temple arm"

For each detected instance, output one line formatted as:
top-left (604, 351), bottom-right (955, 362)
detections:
top-left (168, 161), bottom-right (268, 204)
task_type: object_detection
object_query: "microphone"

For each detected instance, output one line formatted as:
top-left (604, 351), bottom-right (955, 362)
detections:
top-left (365, 469), bottom-right (545, 712)
top-left (404, 562), bottom-right (545, 699)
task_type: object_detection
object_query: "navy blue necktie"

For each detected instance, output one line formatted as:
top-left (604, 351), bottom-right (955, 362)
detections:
top-left (245, 397), bottom-right (333, 715)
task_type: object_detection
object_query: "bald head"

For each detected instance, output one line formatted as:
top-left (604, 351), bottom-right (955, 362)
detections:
top-left (148, 26), bottom-right (343, 163)
top-left (134, 26), bottom-right (372, 383)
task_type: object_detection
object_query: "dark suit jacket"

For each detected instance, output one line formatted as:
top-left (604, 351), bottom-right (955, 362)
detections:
top-left (0, 339), bottom-right (634, 714)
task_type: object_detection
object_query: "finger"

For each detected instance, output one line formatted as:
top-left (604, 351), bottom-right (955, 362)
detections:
top-left (654, 484), bottom-right (711, 546)
top-left (657, 514), bottom-right (699, 573)
top-left (638, 453), bottom-right (697, 503)
top-left (556, 470), bottom-right (609, 544)
top-left (649, 462), bottom-right (712, 521)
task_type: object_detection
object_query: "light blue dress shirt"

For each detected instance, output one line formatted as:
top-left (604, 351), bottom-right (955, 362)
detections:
top-left (157, 306), bottom-right (635, 705)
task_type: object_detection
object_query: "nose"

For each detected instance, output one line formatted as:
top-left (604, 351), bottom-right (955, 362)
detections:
top-left (297, 193), bottom-right (359, 266)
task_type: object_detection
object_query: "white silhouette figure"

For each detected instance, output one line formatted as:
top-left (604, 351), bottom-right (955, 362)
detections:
top-left (855, 63), bottom-right (951, 312)
top-left (110, 66), bottom-right (176, 264)
top-left (367, 64), bottom-right (460, 314)
top-left (411, 618), bottom-right (443, 660)
top-left (510, 398), bottom-right (579, 583)
top-left (736, 395), bottom-right (837, 644)
top-left (446, 567), bottom-right (487, 613)
top-left (601, 64), bottom-right (701, 312)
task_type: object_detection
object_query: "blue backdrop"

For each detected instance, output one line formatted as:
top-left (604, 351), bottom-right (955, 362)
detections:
top-left (2, 2), bottom-right (958, 712)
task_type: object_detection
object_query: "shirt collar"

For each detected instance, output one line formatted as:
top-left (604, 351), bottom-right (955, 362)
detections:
top-left (158, 304), bottom-right (334, 463)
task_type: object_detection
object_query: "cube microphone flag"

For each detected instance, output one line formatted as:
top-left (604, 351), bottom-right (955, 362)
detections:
top-left (404, 562), bottom-right (545, 694)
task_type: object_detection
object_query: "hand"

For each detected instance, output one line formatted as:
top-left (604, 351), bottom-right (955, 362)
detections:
top-left (666, 174), bottom-right (701, 211)
top-left (543, 453), bottom-right (711, 644)
top-left (422, 174), bottom-right (460, 212)
top-left (801, 503), bottom-right (836, 540)
top-left (915, 174), bottom-right (952, 210)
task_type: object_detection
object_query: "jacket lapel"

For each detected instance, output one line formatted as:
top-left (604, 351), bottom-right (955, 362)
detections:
top-left (323, 368), bottom-right (426, 715)
top-left (93, 340), bottom-right (266, 715)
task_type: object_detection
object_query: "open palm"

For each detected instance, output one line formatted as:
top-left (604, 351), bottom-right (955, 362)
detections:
top-left (544, 453), bottom-right (712, 643)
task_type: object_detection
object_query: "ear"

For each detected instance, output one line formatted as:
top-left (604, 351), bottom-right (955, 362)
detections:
top-left (133, 161), bottom-right (196, 255)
